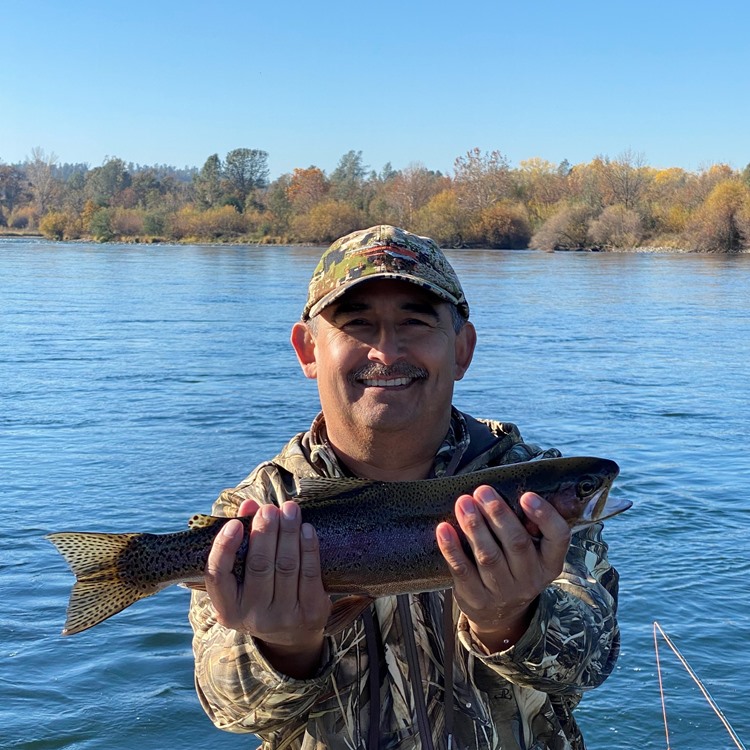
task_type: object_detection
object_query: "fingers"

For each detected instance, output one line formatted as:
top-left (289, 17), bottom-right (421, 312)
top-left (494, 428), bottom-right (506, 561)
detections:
top-left (268, 502), bottom-right (304, 605)
top-left (204, 518), bottom-right (247, 627)
top-left (519, 491), bottom-right (571, 576)
top-left (443, 486), bottom-right (571, 589)
top-left (298, 522), bottom-right (328, 616)
top-left (237, 498), bottom-right (260, 517)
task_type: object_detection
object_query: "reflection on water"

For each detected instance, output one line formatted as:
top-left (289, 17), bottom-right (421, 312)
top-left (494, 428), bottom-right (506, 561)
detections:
top-left (1, 240), bottom-right (748, 749)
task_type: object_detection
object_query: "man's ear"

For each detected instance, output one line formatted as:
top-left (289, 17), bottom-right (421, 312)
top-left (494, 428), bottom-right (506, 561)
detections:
top-left (291, 321), bottom-right (318, 379)
top-left (454, 321), bottom-right (476, 381)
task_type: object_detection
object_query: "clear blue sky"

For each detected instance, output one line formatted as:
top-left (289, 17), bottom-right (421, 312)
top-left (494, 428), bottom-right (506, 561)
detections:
top-left (3, 0), bottom-right (749, 178)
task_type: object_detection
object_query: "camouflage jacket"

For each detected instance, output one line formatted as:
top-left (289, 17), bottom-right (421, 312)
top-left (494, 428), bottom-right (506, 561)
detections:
top-left (189, 411), bottom-right (621, 750)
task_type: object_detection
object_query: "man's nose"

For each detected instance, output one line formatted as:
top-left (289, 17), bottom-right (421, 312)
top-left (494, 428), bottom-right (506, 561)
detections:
top-left (367, 325), bottom-right (403, 365)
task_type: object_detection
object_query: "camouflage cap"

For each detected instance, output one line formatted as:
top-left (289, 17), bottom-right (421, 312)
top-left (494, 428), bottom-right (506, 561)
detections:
top-left (302, 225), bottom-right (469, 320)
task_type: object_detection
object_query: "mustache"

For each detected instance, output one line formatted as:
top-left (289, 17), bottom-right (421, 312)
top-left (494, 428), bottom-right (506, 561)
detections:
top-left (350, 363), bottom-right (428, 382)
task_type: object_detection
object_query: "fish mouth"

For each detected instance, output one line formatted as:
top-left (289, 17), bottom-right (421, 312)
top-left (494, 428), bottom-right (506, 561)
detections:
top-left (578, 485), bottom-right (632, 529)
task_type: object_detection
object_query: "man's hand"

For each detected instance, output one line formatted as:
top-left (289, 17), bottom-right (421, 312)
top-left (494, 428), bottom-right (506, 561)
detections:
top-left (204, 498), bottom-right (331, 679)
top-left (436, 485), bottom-right (571, 653)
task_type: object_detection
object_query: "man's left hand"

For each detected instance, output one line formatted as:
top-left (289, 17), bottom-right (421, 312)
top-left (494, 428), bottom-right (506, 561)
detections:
top-left (436, 485), bottom-right (571, 653)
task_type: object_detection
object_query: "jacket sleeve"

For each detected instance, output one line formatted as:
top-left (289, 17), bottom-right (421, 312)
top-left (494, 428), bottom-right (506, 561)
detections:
top-left (457, 521), bottom-right (621, 694)
top-left (188, 470), bottom-right (336, 735)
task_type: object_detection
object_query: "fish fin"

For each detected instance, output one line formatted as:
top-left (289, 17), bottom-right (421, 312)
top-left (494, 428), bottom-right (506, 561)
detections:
top-left (46, 531), bottom-right (156, 635)
top-left (187, 514), bottom-right (224, 530)
top-left (324, 595), bottom-right (375, 636)
top-left (295, 476), bottom-right (373, 501)
top-left (62, 579), bottom-right (152, 635)
top-left (179, 580), bottom-right (207, 591)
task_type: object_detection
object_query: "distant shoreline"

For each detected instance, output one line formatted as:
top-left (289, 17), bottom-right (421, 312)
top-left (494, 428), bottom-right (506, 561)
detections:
top-left (0, 230), bottom-right (709, 253)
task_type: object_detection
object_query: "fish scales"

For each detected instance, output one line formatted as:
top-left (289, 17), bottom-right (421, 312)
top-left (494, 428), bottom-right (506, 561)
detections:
top-left (46, 456), bottom-right (630, 635)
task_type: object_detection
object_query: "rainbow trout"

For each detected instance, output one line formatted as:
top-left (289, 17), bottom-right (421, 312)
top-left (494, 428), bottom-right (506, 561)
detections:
top-left (47, 456), bottom-right (629, 636)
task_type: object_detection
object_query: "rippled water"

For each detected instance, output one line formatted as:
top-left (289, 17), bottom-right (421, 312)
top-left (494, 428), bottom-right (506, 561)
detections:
top-left (2, 239), bottom-right (748, 749)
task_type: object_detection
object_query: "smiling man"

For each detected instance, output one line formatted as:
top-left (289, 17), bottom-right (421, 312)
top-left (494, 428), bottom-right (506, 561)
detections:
top-left (189, 225), bottom-right (621, 749)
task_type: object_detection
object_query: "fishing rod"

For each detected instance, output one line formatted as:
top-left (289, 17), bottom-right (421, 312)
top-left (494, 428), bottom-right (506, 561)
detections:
top-left (653, 620), bottom-right (746, 750)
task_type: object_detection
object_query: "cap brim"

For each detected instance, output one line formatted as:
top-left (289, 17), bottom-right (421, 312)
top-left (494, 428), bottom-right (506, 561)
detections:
top-left (305, 272), bottom-right (461, 320)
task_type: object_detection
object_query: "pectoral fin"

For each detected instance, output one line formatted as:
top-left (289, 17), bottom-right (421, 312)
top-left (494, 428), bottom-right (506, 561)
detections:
top-left (324, 594), bottom-right (376, 635)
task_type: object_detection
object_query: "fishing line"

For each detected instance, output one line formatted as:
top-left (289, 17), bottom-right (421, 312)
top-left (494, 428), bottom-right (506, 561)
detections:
top-left (653, 621), bottom-right (746, 750)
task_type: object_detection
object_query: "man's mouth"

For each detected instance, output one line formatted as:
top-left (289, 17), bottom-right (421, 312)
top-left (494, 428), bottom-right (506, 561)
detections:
top-left (351, 365), bottom-right (428, 389)
top-left (360, 377), bottom-right (414, 388)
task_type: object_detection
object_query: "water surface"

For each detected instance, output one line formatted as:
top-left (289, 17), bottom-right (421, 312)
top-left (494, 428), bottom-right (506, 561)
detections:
top-left (1, 240), bottom-right (748, 749)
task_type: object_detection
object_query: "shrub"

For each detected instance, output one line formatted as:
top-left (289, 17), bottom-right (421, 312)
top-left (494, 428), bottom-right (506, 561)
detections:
top-left (39, 211), bottom-right (69, 240)
top-left (8, 206), bottom-right (37, 230)
top-left (413, 190), bottom-right (467, 247)
top-left (588, 204), bottom-right (643, 249)
top-left (291, 200), bottom-right (364, 243)
top-left (477, 201), bottom-right (531, 248)
top-left (683, 180), bottom-right (750, 253)
top-left (89, 207), bottom-right (114, 242)
top-left (530, 204), bottom-right (595, 250)
top-left (111, 207), bottom-right (144, 237)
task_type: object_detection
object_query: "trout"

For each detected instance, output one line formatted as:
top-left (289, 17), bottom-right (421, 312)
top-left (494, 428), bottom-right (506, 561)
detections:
top-left (47, 456), bottom-right (630, 636)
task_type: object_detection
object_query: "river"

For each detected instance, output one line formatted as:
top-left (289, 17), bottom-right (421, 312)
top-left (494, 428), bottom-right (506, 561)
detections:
top-left (1, 238), bottom-right (748, 749)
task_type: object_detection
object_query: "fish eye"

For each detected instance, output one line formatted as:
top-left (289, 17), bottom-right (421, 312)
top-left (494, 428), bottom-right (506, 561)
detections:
top-left (576, 475), bottom-right (601, 497)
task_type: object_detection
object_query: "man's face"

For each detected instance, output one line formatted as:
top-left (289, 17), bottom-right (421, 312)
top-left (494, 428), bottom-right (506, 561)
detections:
top-left (291, 279), bottom-right (476, 441)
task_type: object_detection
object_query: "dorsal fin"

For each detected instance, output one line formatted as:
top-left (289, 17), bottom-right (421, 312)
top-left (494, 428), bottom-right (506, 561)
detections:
top-left (187, 514), bottom-right (224, 529)
top-left (295, 476), bottom-right (374, 501)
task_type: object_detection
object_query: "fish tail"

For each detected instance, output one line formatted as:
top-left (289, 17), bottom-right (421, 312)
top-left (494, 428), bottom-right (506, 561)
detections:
top-left (46, 531), bottom-right (155, 635)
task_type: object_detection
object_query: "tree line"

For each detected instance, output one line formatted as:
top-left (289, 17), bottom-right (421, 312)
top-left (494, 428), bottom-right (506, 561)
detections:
top-left (2, 146), bottom-right (750, 252)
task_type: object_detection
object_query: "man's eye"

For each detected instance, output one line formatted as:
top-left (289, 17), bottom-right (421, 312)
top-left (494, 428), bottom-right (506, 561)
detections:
top-left (341, 318), bottom-right (370, 328)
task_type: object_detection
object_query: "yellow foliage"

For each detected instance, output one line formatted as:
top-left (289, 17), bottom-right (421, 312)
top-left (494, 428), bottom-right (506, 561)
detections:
top-left (291, 200), bottom-right (363, 243)
top-left (39, 212), bottom-right (69, 240)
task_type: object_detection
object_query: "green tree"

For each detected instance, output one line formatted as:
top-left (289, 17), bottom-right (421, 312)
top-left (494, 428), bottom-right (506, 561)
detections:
top-left (224, 148), bottom-right (269, 209)
top-left (193, 154), bottom-right (224, 208)
top-left (86, 157), bottom-right (131, 206)
top-left (88, 207), bottom-right (114, 242)
top-left (0, 164), bottom-right (28, 216)
top-left (330, 150), bottom-right (369, 208)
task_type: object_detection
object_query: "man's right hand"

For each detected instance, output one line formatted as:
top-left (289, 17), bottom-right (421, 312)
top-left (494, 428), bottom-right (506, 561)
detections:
top-left (204, 498), bottom-right (331, 679)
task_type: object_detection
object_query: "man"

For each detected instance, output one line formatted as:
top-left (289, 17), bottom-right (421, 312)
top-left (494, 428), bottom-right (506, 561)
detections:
top-left (189, 225), bottom-right (620, 749)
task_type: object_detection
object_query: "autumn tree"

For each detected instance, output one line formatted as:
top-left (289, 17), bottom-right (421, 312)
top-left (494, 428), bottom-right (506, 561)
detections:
top-left (377, 162), bottom-right (448, 228)
top-left (453, 148), bottom-right (512, 213)
top-left (287, 166), bottom-right (329, 213)
top-left (601, 149), bottom-right (649, 209)
top-left (413, 189), bottom-right (467, 247)
top-left (516, 157), bottom-right (568, 227)
top-left (25, 147), bottom-right (59, 217)
top-left (684, 180), bottom-right (750, 252)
